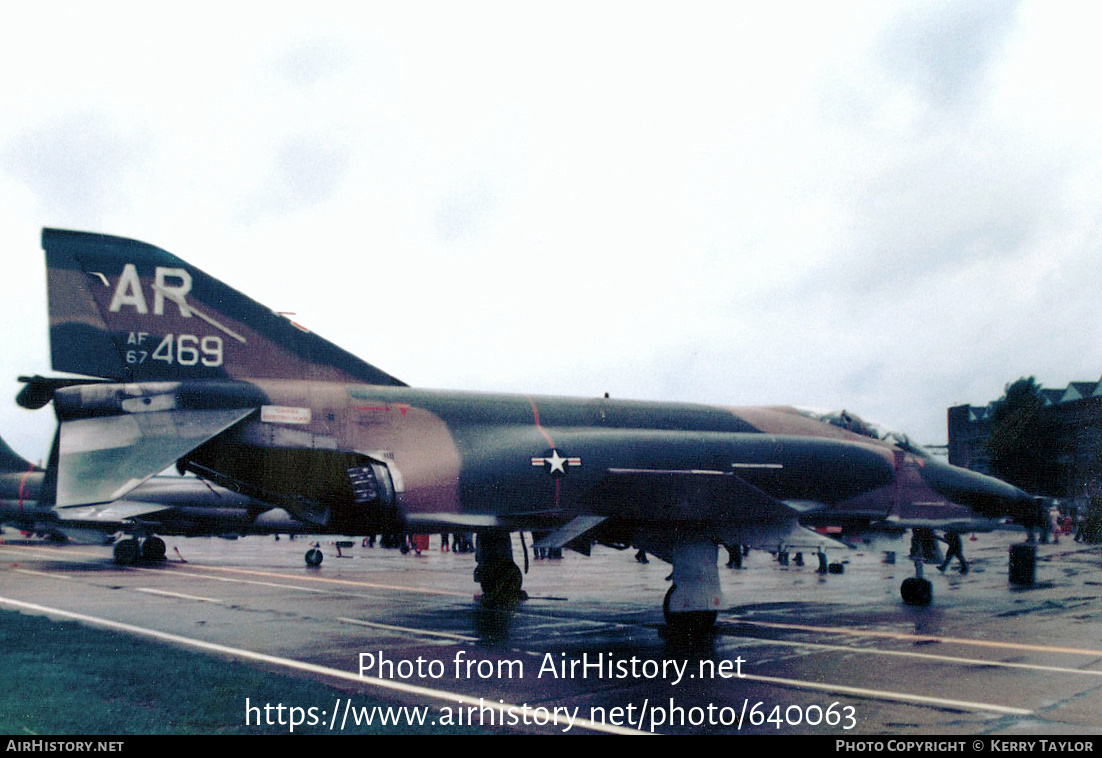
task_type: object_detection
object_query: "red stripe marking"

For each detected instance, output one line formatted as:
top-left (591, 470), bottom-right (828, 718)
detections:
top-left (526, 396), bottom-right (556, 448)
top-left (18, 465), bottom-right (34, 514)
top-left (527, 396), bottom-right (560, 509)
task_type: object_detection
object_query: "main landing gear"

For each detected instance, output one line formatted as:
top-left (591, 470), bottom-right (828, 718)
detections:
top-left (473, 531), bottom-right (527, 607)
top-left (663, 586), bottom-right (718, 636)
top-left (662, 541), bottom-right (721, 636)
top-left (112, 535), bottom-right (167, 565)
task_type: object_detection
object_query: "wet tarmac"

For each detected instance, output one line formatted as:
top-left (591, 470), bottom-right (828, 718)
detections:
top-left (1, 529), bottom-right (1100, 735)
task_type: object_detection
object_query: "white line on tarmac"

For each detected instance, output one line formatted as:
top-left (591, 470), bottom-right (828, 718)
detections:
top-left (0, 595), bottom-right (647, 736)
top-left (11, 568), bottom-right (71, 580)
top-left (134, 567), bottom-right (374, 596)
top-left (0, 545), bottom-right (84, 560)
top-left (11, 561), bottom-right (506, 648)
top-left (336, 617), bottom-right (478, 642)
top-left (153, 568), bottom-right (612, 643)
top-left (730, 618), bottom-right (1102, 658)
top-left (138, 567), bottom-right (639, 638)
top-left (134, 569), bottom-right (1097, 680)
top-left (137, 567), bottom-right (616, 645)
top-left (0, 542), bottom-right (1056, 717)
top-left (737, 672), bottom-right (1031, 716)
top-left (136, 569), bottom-right (606, 645)
top-left (135, 588), bottom-right (224, 604)
top-left (728, 634), bottom-right (1102, 678)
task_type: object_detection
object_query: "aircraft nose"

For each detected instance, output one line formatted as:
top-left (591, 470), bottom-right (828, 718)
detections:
top-left (917, 458), bottom-right (1032, 519)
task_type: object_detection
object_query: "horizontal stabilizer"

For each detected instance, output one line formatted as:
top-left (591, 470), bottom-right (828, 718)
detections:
top-left (55, 501), bottom-right (173, 524)
top-left (56, 407), bottom-right (253, 507)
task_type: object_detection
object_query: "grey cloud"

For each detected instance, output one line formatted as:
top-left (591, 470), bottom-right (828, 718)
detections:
top-left (793, 139), bottom-right (1068, 308)
top-left (274, 39), bottom-right (350, 89)
top-left (276, 137), bottom-right (350, 206)
top-left (240, 136), bottom-right (351, 222)
top-left (878, 0), bottom-right (1021, 108)
top-left (434, 182), bottom-right (496, 243)
top-left (1, 111), bottom-right (146, 219)
top-left (856, 150), bottom-right (1050, 265)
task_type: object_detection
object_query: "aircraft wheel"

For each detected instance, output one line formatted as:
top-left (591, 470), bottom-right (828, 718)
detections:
top-left (662, 586), bottom-right (718, 634)
top-left (900, 577), bottom-right (932, 606)
top-left (113, 539), bottom-right (140, 566)
top-left (141, 537), bottom-right (166, 562)
top-left (305, 548), bottom-right (323, 567)
top-left (479, 559), bottom-right (525, 607)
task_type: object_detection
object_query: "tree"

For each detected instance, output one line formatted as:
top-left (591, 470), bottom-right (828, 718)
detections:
top-left (986, 377), bottom-right (1062, 495)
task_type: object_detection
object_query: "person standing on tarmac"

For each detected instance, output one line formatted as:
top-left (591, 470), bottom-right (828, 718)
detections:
top-left (937, 531), bottom-right (968, 574)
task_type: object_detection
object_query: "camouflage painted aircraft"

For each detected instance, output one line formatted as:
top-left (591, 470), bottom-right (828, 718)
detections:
top-left (31, 228), bottom-right (1034, 628)
top-left (0, 431), bottom-right (312, 560)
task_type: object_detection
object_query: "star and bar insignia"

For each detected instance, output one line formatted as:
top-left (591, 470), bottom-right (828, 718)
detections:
top-left (531, 449), bottom-right (581, 478)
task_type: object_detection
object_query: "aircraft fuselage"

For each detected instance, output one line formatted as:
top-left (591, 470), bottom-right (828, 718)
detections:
top-left (52, 378), bottom-right (1027, 541)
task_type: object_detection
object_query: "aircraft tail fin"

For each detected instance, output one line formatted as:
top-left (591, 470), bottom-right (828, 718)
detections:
top-left (43, 228), bottom-right (406, 385)
top-left (0, 436), bottom-right (39, 475)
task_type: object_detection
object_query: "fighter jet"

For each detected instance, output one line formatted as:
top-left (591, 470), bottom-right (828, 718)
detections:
top-left (32, 228), bottom-right (1034, 629)
top-left (0, 426), bottom-right (312, 561)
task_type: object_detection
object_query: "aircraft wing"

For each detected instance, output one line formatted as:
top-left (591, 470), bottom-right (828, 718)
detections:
top-left (881, 515), bottom-right (1005, 533)
top-left (531, 516), bottom-right (608, 550)
top-left (402, 513), bottom-right (511, 530)
top-left (583, 467), bottom-right (799, 523)
top-left (537, 467), bottom-right (845, 554)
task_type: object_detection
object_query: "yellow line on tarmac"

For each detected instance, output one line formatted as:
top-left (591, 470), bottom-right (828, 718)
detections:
top-left (0, 543), bottom-right (105, 558)
top-left (134, 567), bottom-right (339, 595)
top-left (0, 545), bottom-right (91, 560)
top-left (0, 543), bottom-right (471, 599)
top-left (160, 563), bottom-right (473, 597)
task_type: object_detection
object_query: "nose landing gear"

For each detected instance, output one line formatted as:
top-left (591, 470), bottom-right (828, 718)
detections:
top-left (901, 559), bottom-right (933, 606)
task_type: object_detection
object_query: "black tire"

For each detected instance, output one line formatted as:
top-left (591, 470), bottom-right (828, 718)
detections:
top-left (113, 539), bottom-right (139, 566)
top-left (662, 585), bottom-right (718, 633)
top-left (305, 548), bottom-right (323, 567)
top-left (663, 585), bottom-right (675, 618)
top-left (141, 536), bottom-right (166, 562)
top-left (901, 577), bottom-right (932, 606)
top-left (479, 560), bottom-right (524, 607)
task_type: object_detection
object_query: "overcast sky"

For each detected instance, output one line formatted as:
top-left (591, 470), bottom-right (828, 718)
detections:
top-left (0, 1), bottom-right (1099, 461)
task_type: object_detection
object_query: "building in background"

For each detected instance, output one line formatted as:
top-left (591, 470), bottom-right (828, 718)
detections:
top-left (948, 376), bottom-right (1102, 501)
